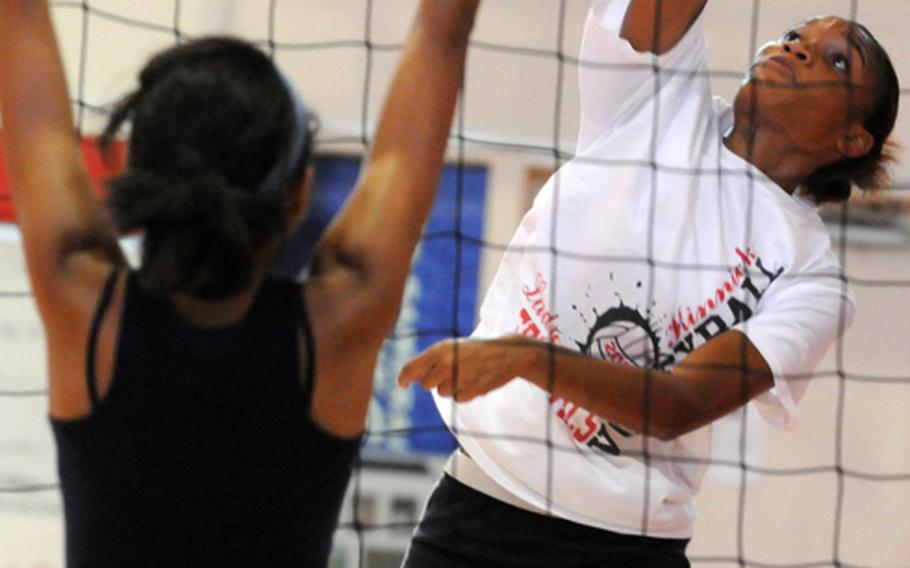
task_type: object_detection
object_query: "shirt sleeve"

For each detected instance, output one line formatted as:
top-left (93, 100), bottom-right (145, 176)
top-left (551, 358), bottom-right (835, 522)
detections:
top-left (734, 266), bottom-right (856, 430)
top-left (577, 0), bottom-right (709, 153)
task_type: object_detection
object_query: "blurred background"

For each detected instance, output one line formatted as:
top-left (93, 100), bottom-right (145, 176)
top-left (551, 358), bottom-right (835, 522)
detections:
top-left (1, 1), bottom-right (908, 566)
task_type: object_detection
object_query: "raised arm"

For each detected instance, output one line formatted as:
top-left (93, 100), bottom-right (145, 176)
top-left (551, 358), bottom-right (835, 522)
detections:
top-left (620, 0), bottom-right (708, 54)
top-left (576, 0), bottom-right (710, 152)
top-left (0, 0), bottom-right (125, 314)
top-left (305, 0), bottom-right (479, 437)
top-left (309, 0), bottom-right (477, 327)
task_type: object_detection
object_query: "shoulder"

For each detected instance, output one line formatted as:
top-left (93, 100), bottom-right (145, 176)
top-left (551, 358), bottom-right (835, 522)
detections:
top-left (46, 261), bottom-right (128, 420)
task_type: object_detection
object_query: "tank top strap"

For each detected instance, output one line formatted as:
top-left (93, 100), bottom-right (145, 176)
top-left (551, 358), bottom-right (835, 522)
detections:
top-left (296, 282), bottom-right (317, 404)
top-left (85, 267), bottom-right (121, 412)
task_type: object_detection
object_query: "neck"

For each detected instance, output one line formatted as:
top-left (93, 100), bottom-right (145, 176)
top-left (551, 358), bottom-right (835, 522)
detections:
top-left (169, 245), bottom-right (280, 328)
top-left (723, 120), bottom-right (816, 194)
top-left (170, 272), bottom-right (267, 328)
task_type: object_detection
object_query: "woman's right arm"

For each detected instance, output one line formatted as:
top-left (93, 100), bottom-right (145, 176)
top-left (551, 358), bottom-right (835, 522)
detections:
top-left (0, 0), bottom-right (125, 310)
top-left (578, 0), bottom-right (708, 151)
top-left (620, 0), bottom-right (707, 54)
top-left (305, 0), bottom-right (479, 438)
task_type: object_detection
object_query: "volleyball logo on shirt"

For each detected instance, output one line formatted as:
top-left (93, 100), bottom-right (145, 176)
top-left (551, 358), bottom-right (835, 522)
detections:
top-left (514, 247), bottom-right (785, 456)
top-left (575, 304), bottom-right (661, 369)
top-left (515, 273), bottom-right (641, 454)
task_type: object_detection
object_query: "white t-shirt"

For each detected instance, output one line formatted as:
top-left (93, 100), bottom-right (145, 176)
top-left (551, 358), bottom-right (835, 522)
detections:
top-left (435, 0), bottom-right (856, 539)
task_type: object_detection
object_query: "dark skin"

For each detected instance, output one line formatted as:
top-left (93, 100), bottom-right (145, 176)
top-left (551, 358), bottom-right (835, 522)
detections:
top-left (0, 0), bottom-right (480, 438)
top-left (400, 1), bottom-right (878, 441)
top-left (726, 17), bottom-right (876, 192)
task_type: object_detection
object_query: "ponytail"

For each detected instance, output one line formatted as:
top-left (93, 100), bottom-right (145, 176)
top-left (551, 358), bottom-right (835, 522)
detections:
top-left (98, 37), bottom-right (315, 299)
top-left (108, 168), bottom-right (285, 299)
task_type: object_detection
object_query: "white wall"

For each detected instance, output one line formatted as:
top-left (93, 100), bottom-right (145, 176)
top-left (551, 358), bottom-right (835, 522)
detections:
top-left (53, 0), bottom-right (910, 185)
top-left (689, 242), bottom-right (910, 566)
top-left (1, 1), bottom-right (909, 566)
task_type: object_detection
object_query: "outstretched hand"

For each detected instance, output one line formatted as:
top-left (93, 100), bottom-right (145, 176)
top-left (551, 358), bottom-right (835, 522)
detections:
top-left (398, 335), bottom-right (539, 403)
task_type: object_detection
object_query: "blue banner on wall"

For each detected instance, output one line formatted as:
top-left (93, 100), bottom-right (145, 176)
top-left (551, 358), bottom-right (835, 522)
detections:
top-left (274, 155), bottom-right (487, 455)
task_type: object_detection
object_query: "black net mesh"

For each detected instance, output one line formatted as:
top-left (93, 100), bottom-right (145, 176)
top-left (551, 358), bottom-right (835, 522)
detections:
top-left (1, 1), bottom-right (909, 566)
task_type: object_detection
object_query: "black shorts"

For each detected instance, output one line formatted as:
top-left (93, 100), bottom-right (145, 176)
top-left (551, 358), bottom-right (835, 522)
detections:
top-left (402, 474), bottom-right (690, 568)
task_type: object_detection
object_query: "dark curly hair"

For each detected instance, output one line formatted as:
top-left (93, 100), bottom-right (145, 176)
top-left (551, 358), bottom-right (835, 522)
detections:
top-left (801, 22), bottom-right (900, 204)
top-left (99, 37), bottom-right (316, 299)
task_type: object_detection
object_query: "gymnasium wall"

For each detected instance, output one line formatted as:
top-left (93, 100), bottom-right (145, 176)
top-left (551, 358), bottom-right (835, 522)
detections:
top-left (1, 1), bottom-right (908, 566)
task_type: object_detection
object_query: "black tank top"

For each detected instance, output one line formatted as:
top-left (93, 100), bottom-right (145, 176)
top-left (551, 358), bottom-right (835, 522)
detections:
top-left (51, 271), bottom-right (360, 567)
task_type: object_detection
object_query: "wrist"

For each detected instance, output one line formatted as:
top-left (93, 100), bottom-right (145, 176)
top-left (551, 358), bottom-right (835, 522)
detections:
top-left (501, 334), bottom-right (547, 389)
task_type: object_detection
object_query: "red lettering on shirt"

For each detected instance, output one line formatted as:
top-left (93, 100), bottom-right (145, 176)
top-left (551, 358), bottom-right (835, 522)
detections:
top-left (666, 246), bottom-right (758, 345)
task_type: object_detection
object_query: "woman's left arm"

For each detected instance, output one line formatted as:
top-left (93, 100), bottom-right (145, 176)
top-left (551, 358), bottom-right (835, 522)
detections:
top-left (0, 1), bottom-right (124, 314)
top-left (399, 330), bottom-right (773, 441)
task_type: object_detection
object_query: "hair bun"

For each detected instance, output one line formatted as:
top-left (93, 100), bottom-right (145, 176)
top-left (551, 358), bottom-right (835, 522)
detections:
top-left (108, 169), bottom-right (263, 298)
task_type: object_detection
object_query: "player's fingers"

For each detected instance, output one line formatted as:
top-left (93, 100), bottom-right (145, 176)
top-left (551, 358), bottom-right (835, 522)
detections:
top-left (453, 371), bottom-right (495, 402)
top-left (436, 371), bottom-right (460, 398)
top-left (399, 338), bottom-right (459, 387)
top-left (420, 365), bottom-right (450, 390)
top-left (454, 369), bottom-right (510, 403)
top-left (398, 347), bottom-right (439, 387)
top-left (453, 384), bottom-right (480, 403)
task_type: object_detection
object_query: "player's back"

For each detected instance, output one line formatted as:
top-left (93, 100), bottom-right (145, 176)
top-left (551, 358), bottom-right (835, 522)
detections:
top-left (52, 271), bottom-right (360, 567)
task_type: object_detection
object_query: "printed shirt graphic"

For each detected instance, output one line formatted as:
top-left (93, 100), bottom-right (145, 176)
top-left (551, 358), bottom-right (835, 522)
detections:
top-left (435, 0), bottom-right (855, 539)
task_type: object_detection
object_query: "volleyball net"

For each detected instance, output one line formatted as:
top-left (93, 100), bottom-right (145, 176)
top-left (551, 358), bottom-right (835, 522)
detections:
top-left (1, 1), bottom-right (909, 566)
